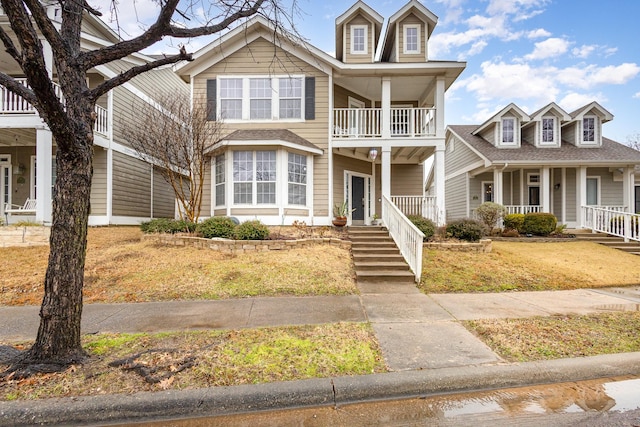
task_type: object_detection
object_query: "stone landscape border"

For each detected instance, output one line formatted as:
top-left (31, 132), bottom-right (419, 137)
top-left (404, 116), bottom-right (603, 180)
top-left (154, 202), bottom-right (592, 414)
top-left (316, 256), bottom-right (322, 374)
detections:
top-left (424, 239), bottom-right (492, 253)
top-left (0, 226), bottom-right (50, 247)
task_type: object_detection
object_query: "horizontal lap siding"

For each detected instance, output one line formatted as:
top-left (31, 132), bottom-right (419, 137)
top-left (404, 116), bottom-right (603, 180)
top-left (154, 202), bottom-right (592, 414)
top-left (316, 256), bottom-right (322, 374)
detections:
top-left (446, 173), bottom-right (467, 220)
top-left (344, 15), bottom-right (374, 63)
top-left (590, 167), bottom-right (622, 206)
top-left (193, 38), bottom-right (330, 217)
top-left (112, 151), bottom-right (151, 217)
top-left (91, 148), bottom-right (107, 215)
top-left (152, 167), bottom-right (175, 218)
top-left (391, 164), bottom-right (422, 196)
top-left (445, 137), bottom-right (481, 176)
top-left (566, 168), bottom-right (576, 221)
top-left (334, 85), bottom-right (371, 108)
top-left (332, 154), bottom-right (372, 205)
top-left (397, 14), bottom-right (424, 63)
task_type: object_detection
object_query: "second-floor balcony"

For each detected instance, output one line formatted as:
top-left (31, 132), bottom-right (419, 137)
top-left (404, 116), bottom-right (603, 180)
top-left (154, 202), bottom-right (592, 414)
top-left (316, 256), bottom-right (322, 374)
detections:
top-left (333, 107), bottom-right (437, 139)
top-left (0, 78), bottom-right (110, 137)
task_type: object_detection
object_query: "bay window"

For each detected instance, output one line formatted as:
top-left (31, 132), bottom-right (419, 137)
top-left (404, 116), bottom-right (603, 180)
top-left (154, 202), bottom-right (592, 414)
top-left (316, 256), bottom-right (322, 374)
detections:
top-left (288, 153), bottom-right (306, 205)
top-left (214, 154), bottom-right (225, 206)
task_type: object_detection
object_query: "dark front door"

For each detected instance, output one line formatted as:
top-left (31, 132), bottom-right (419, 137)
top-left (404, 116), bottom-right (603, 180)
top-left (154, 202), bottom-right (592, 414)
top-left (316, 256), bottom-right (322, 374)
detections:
top-left (529, 186), bottom-right (540, 206)
top-left (635, 186), bottom-right (640, 213)
top-left (352, 176), bottom-right (365, 221)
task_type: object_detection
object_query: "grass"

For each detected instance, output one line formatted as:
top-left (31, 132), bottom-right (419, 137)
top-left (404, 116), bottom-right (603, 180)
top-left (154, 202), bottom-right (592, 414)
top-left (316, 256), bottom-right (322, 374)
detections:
top-left (419, 241), bottom-right (640, 293)
top-left (0, 227), bottom-right (356, 305)
top-left (465, 311), bottom-right (640, 362)
top-left (0, 323), bottom-right (385, 401)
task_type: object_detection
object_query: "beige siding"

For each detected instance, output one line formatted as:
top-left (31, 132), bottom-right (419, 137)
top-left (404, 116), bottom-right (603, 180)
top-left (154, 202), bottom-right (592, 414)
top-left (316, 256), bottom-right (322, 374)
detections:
top-left (470, 172), bottom-right (493, 212)
top-left (563, 122), bottom-right (576, 145)
top-left (522, 123), bottom-right (535, 145)
top-left (332, 154), bottom-right (371, 206)
top-left (445, 173), bottom-right (467, 220)
top-left (391, 164), bottom-right (422, 195)
top-left (283, 208), bottom-right (309, 216)
top-left (213, 209), bottom-right (227, 216)
top-left (478, 125), bottom-right (496, 146)
top-left (397, 14), bottom-right (425, 63)
top-left (589, 167), bottom-right (623, 206)
top-left (152, 167), bottom-right (175, 218)
top-left (334, 85), bottom-right (371, 108)
top-left (112, 151), bottom-right (152, 217)
top-left (91, 148), bottom-right (108, 215)
top-left (344, 15), bottom-right (374, 63)
top-left (111, 85), bottom-right (137, 147)
top-left (566, 168), bottom-right (576, 221)
top-left (0, 146), bottom-right (35, 206)
top-left (502, 172), bottom-right (512, 204)
top-left (231, 208), bottom-right (279, 215)
top-left (512, 171), bottom-right (522, 205)
top-left (192, 37), bottom-right (330, 218)
top-left (445, 136), bottom-right (482, 174)
top-left (201, 165), bottom-right (212, 217)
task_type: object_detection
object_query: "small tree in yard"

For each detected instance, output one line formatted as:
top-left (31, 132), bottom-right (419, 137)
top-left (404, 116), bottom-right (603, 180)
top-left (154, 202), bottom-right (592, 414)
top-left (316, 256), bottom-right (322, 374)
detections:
top-left (475, 202), bottom-right (507, 234)
top-left (123, 92), bottom-right (222, 224)
top-left (0, 0), bottom-right (295, 378)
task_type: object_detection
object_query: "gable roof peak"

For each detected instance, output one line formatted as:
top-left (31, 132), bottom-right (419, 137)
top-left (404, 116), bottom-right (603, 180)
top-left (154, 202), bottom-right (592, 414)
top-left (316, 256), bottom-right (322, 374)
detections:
top-left (472, 103), bottom-right (531, 135)
top-left (335, 0), bottom-right (384, 26)
top-left (568, 101), bottom-right (614, 122)
top-left (529, 102), bottom-right (571, 121)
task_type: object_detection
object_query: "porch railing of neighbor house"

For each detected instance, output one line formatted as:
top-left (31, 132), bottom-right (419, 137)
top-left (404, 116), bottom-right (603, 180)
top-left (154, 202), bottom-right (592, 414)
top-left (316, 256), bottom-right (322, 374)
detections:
top-left (391, 195), bottom-right (439, 223)
top-left (382, 195), bottom-right (424, 282)
top-left (503, 205), bottom-right (542, 214)
top-left (582, 206), bottom-right (639, 242)
top-left (0, 78), bottom-right (109, 136)
top-left (333, 107), bottom-right (436, 138)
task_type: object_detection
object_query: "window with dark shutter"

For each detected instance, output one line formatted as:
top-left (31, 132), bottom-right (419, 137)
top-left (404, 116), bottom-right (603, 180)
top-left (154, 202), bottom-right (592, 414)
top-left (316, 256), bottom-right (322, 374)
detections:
top-left (305, 77), bottom-right (315, 120)
top-left (206, 79), bottom-right (217, 121)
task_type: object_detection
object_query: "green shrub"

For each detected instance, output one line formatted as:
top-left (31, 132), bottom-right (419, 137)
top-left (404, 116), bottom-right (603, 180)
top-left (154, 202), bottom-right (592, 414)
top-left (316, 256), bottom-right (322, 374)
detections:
top-left (503, 213), bottom-right (525, 232)
top-left (475, 202), bottom-right (507, 231)
top-left (197, 216), bottom-right (237, 239)
top-left (140, 218), bottom-right (196, 234)
top-left (445, 218), bottom-right (486, 242)
top-left (233, 220), bottom-right (270, 240)
top-left (407, 215), bottom-right (436, 240)
top-left (522, 213), bottom-right (557, 236)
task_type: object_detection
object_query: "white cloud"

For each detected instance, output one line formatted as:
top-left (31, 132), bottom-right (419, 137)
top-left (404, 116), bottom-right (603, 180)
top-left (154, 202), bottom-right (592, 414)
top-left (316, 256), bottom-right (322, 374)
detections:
top-left (634, 92), bottom-right (640, 99)
top-left (559, 92), bottom-right (606, 112)
top-left (524, 37), bottom-right (570, 60)
top-left (527, 28), bottom-right (551, 39)
top-left (572, 45), bottom-right (597, 59)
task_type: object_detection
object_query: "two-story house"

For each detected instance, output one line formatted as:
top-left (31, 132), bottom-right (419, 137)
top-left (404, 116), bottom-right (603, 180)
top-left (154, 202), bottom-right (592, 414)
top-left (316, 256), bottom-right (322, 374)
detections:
top-left (175, 0), bottom-right (465, 226)
top-left (443, 101), bottom-right (640, 227)
top-left (0, 3), bottom-right (186, 225)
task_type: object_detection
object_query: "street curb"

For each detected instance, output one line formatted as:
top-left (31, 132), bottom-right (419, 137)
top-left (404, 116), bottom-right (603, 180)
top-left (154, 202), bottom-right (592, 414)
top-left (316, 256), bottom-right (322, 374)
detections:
top-left (2, 352), bottom-right (640, 426)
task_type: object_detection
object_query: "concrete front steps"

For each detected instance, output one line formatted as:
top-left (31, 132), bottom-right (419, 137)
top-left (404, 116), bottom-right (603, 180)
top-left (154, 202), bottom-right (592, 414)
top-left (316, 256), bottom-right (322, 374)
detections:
top-left (348, 226), bottom-right (415, 285)
top-left (574, 232), bottom-right (640, 255)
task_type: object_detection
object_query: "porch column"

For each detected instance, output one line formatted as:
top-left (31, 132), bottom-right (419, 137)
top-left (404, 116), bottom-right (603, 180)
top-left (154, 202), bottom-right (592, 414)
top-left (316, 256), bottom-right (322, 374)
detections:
top-left (381, 146), bottom-right (391, 199)
top-left (435, 77), bottom-right (445, 138)
top-left (493, 168), bottom-right (503, 205)
top-left (434, 146), bottom-right (445, 225)
top-left (576, 166), bottom-right (587, 228)
top-left (381, 77), bottom-right (391, 139)
top-left (541, 166), bottom-right (550, 213)
top-left (622, 166), bottom-right (635, 212)
top-left (35, 129), bottom-right (53, 224)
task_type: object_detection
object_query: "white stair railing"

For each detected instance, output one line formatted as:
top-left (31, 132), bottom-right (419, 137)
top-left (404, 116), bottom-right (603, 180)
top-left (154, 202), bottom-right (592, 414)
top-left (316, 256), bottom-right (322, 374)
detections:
top-left (581, 206), bottom-right (639, 242)
top-left (382, 195), bottom-right (425, 282)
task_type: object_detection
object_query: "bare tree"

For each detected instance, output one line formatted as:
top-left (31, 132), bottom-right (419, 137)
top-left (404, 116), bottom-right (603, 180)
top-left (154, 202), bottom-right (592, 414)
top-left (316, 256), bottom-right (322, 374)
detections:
top-left (124, 93), bottom-right (222, 224)
top-left (627, 132), bottom-right (640, 151)
top-left (0, 0), bottom-right (294, 377)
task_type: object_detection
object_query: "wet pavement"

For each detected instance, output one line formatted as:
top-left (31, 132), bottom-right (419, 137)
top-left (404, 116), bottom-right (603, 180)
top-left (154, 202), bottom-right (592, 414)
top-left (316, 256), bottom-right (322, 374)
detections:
top-left (114, 376), bottom-right (640, 426)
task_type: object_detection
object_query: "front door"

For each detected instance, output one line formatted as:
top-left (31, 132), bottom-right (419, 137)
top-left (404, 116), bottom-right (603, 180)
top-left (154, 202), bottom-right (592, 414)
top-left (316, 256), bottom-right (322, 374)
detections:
top-left (0, 155), bottom-right (11, 217)
top-left (635, 186), bottom-right (640, 213)
top-left (352, 176), bottom-right (365, 224)
top-left (529, 186), bottom-right (540, 205)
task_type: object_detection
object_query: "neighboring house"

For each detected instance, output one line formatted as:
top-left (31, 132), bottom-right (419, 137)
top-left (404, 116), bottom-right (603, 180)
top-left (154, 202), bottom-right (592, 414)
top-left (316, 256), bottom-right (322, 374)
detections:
top-left (443, 101), bottom-right (640, 227)
top-left (175, 0), bottom-right (465, 226)
top-left (0, 4), bottom-right (187, 225)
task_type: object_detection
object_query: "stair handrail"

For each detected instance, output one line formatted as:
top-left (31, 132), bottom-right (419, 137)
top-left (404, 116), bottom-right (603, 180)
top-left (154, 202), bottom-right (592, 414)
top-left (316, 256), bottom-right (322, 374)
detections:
top-left (382, 194), bottom-right (425, 282)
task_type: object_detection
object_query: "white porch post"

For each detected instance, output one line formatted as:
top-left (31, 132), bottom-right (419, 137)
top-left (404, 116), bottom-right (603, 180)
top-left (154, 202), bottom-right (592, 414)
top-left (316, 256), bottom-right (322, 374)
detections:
top-left (435, 77), bottom-right (445, 138)
top-left (541, 166), bottom-right (550, 213)
top-left (381, 146), bottom-right (391, 199)
top-left (434, 146), bottom-right (445, 225)
top-left (381, 77), bottom-right (391, 139)
top-left (577, 166), bottom-right (587, 228)
top-left (623, 166), bottom-right (634, 212)
top-left (561, 167), bottom-right (567, 224)
top-left (35, 129), bottom-right (53, 224)
top-left (493, 168), bottom-right (503, 205)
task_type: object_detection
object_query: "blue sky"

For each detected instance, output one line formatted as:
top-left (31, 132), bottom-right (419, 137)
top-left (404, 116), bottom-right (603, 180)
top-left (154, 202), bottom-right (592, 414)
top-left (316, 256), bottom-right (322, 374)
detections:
top-left (95, 0), bottom-right (640, 143)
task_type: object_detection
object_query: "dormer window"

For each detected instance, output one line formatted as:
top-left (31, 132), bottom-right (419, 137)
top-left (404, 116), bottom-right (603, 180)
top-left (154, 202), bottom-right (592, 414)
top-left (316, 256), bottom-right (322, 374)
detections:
top-left (583, 116), bottom-right (595, 143)
top-left (404, 25), bottom-right (420, 54)
top-left (542, 117), bottom-right (555, 144)
top-left (351, 25), bottom-right (367, 54)
top-left (501, 118), bottom-right (515, 145)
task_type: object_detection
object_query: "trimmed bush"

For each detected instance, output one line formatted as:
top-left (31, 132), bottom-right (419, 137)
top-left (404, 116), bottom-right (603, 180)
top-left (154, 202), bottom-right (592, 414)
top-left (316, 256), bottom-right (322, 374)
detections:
top-left (503, 213), bottom-right (525, 232)
top-left (445, 218), bottom-right (486, 242)
top-left (141, 218), bottom-right (196, 234)
top-left (522, 212), bottom-right (557, 236)
top-left (475, 202), bottom-right (507, 231)
top-left (407, 215), bottom-right (436, 240)
top-left (233, 220), bottom-right (270, 240)
top-left (197, 216), bottom-right (237, 239)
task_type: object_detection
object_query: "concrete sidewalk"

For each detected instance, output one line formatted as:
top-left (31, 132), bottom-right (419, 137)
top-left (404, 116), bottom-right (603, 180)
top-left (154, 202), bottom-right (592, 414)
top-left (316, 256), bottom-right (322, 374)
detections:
top-left (2, 285), bottom-right (640, 425)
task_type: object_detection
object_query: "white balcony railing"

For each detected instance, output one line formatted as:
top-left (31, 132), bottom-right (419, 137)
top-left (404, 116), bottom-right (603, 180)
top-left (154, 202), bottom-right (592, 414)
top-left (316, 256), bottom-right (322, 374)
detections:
top-left (0, 78), bottom-right (109, 136)
top-left (333, 107), bottom-right (436, 138)
top-left (504, 205), bottom-right (542, 215)
top-left (391, 195), bottom-right (440, 224)
top-left (582, 206), bottom-right (638, 242)
top-left (382, 195), bottom-right (424, 282)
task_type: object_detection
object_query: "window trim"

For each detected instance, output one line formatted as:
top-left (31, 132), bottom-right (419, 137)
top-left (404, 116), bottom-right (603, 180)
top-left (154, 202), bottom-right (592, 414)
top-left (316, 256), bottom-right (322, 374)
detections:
top-left (527, 173), bottom-right (540, 185)
top-left (214, 154), bottom-right (225, 207)
top-left (217, 75), bottom-right (305, 123)
top-left (403, 24), bottom-right (420, 54)
top-left (287, 152), bottom-right (307, 206)
top-left (500, 117), bottom-right (517, 145)
top-left (540, 117), bottom-right (556, 145)
top-left (481, 181), bottom-right (494, 202)
top-left (351, 24), bottom-right (368, 55)
top-left (586, 176), bottom-right (601, 206)
top-left (582, 116), bottom-right (597, 145)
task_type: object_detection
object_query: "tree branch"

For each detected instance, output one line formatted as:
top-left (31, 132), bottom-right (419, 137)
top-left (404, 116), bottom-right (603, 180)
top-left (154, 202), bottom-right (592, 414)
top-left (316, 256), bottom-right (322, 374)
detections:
top-left (0, 72), bottom-right (38, 105)
top-left (22, 0), bottom-right (67, 58)
top-left (0, 26), bottom-right (23, 66)
top-left (89, 47), bottom-right (192, 101)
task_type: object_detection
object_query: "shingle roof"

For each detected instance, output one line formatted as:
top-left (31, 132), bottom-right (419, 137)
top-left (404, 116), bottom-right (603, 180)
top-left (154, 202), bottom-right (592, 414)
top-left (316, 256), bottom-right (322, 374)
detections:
top-left (449, 125), bottom-right (640, 164)
top-left (222, 129), bottom-right (322, 153)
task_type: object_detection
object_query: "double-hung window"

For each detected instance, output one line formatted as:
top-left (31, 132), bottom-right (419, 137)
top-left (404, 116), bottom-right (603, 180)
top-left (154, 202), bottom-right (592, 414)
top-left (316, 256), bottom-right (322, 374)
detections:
top-left (250, 78), bottom-right (272, 120)
top-left (583, 117), bottom-right (596, 143)
top-left (233, 151), bottom-right (276, 205)
top-left (279, 78), bottom-right (302, 119)
top-left (287, 153), bottom-right (306, 205)
top-left (502, 118), bottom-right (515, 144)
top-left (351, 25), bottom-right (367, 54)
top-left (219, 78), bottom-right (242, 120)
top-left (404, 25), bottom-right (419, 54)
top-left (214, 154), bottom-right (225, 207)
top-left (542, 117), bottom-right (555, 144)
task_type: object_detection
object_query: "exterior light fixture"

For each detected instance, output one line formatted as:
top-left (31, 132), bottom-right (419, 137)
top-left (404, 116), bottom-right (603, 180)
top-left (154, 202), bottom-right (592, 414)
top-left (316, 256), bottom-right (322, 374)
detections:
top-left (368, 148), bottom-right (378, 161)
